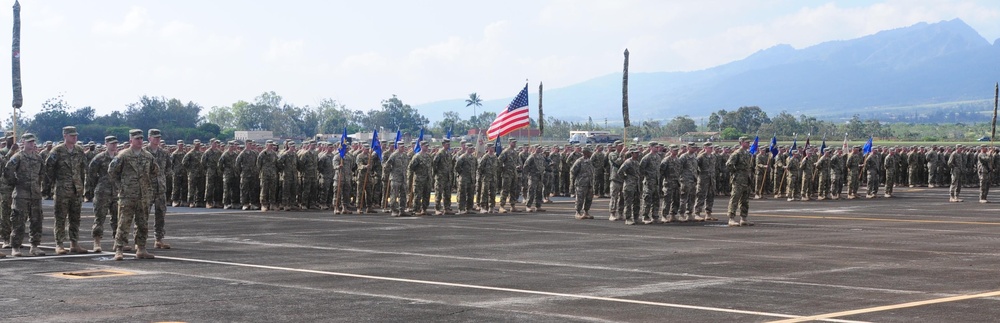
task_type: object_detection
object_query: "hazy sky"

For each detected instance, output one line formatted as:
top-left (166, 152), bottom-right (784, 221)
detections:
top-left (3, 0), bottom-right (999, 117)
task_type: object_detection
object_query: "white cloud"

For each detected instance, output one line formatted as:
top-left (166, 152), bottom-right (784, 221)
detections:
top-left (92, 6), bottom-right (152, 36)
top-left (264, 38), bottom-right (305, 62)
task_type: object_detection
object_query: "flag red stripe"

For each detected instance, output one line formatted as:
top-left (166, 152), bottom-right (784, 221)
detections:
top-left (487, 106), bottom-right (529, 139)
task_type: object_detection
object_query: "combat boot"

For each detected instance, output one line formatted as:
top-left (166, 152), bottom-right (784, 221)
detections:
top-left (155, 239), bottom-right (171, 249)
top-left (693, 214), bottom-right (705, 222)
top-left (30, 244), bottom-right (45, 256)
top-left (70, 242), bottom-right (88, 254)
top-left (608, 212), bottom-right (617, 221)
top-left (727, 215), bottom-right (739, 227)
top-left (1, 240), bottom-right (8, 249)
top-left (113, 249), bottom-right (124, 261)
top-left (641, 216), bottom-right (653, 224)
top-left (479, 208), bottom-right (489, 214)
top-left (434, 210), bottom-right (444, 215)
top-left (92, 237), bottom-right (102, 253)
top-left (705, 212), bottom-right (718, 222)
top-left (584, 211), bottom-right (593, 219)
top-left (574, 212), bottom-right (585, 220)
top-left (205, 202), bottom-right (214, 209)
top-left (11, 247), bottom-right (21, 257)
top-left (739, 216), bottom-right (754, 226)
top-left (980, 199), bottom-right (989, 203)
top-left (535, 208), bottom-right (546, 212)
top-left (625, 218), bottom-right (635, 225)
top-left (135, 246), bottom-right (155, 259)
top-left (509, 206), bottom-right (519, 213)
top-left (55, 243), bottom-right (68, 255)
top-left (498, 207), bottom-right (508, 213)
top-left (122, 245), bottom-right (133, 252)
top-left (665, 214), bottom-right (677, 223)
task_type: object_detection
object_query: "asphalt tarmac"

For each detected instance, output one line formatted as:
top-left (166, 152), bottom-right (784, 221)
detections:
top-left (3, 186), bottom-right (1000, 322)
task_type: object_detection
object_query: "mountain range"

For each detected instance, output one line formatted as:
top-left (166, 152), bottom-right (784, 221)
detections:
top-left (413, 18), bottom-right (1000, 123)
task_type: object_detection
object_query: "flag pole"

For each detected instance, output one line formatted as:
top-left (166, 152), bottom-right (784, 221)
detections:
top-left (622, 48), bottom-right (630, 143)
top-left (11, 0), bottom-right (22, 137)
top-left (992, 82), bottom-right (998, 147)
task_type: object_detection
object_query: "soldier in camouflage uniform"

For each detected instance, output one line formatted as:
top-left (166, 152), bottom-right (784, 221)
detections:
top-left (948, 145), bottom-right (967, 202)
top-left (785, 149), bottom-right (802, 201)
top-left (924, 146), bottom-right (938, 187)
top-left (618, 149), bottom-right (641, 225)
top-left (297, 140), bottom-right (319, 209)
top-left (0, 134), bottom-right (14, 249)
top-left (638, 142), bottom-right (661, 224)
top-left (109, 129), bottom-right (159, 261)
top-left (831, 148), bottom-right (845, 199)
top-left (570, 147), bottom-right (595, 219)
top-left (497, 139), bottom-right (521, 212)
top-left (607, 141), bottom-right (625, 220)
top-left (977, 145), bottom-right (993, 203)
top-left (46, 126), bottom-right (89, 255)
top-left (815, 148), bottom-right (832, 200)
top-left (548, 146), bottom-right (563, 199)
top-left (659, 145), bottom-right (681, 222)
top-left (772, 146), bottom-right (788, 198)
top-left (170, 140), bottom-right (187, 206)
top-left (864, 149), bottom-right (880, 198)
top-left (695, 142), bottom-right (717, 221)
top-left (236, 140), bottom-right (260, 210)
top-left (88, 136), bottom-right (118, 252)
top-left (454, 143), bottom-right (476, 215)
top-left (726, 137), bottom-right (754, 226)
top-left (202, 139), bottom-right (222, 208)
top-left (355, 145), bottom-right (376, 213)
top-left (591, 145), bottom-right (608, 198)
top-left (846, 146), bottom-right (863, 199)
top-left (331, 143), bottom-right (353, 214)
top-left (182, 139), bottom-right (205, 208)
top-left (477, 144), bottom-right (498, 213)
top-left (432, 139), bottom-right (455, 214)
top-left (383, 141), bottom-right (409, 216)
top-left (883, 148), bottom-right (899, 198)
top-left (753, 147), bottom-right (770, 199)
top-left (6, 133), bottom-right (46, 257)
top-left (83, 142), bottom-right (97, 202)
top-left (407, 144), bottom-right (432, 215)
top-left (219, 141), bottom-right (239, 209)
top-left (677, 143), bottom-right (698, 220)
top-left (316, 142), bottom-right (334, 210)
top-left (40, 141), bottom-right (53, 200)
top-left (800, 148), bottom-right (817, 200)
top-left (279, 141), bottom-right (299, 211)
top-left (257, 140), bottom-right (279, 211)
top-left (144, 129), bottom-right (172, 249)
top-left (523, 145), bottom-right (547, 212)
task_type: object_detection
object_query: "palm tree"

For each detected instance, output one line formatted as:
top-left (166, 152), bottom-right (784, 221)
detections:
top-left (465, 92), bottom-right (483, 129)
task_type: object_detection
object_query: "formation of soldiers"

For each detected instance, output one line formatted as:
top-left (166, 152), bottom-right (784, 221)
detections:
top-left (3, 124), bottom-right (994, 259)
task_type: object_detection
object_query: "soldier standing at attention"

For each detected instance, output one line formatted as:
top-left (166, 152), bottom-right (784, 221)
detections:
top-left (432, 139), bottom-right (455, 215)
top-left (235, 140), bottom-right (259, 210)
top-left (316, 142), bottom-right (334, 210)
top-left (800, 148), bottom-right (817, 200)
top-left (182, 139), bottom-right (205, 208)
top-left (523, 145), bottom-right (548, 212)
top-left (498, 139), bottom-right (521, 213)
top-left (6, 134), bottom-right (45, 257)
top-left (47, 126), bottom-right (89, 255)
top-left (772, 146), bottom-right (788, 198)
top-left (202, 139), bottom-right (222, 208)
top-left (618, 149), bottom-right (641, 225)
top-left (256, 140), bottom-right (279, 211)
top-left (726, 137), bottom-right (754, 227)
top-left (143, 130), bottom-right (172, 249)
top-left (548, 146), bottom-right (563, 199)
top-left (477, 143), bottom-right (498, 214)
top-left (830, 149), bottom-right (845, 199)
top-left (87, 136), bottom-right (118, 252)
top-left (331, 142), bottom-right (353, 214)
top-left (947, 145), bottom-right (967, 202)
top-left (453, 143), bottom-right (476, 215)
top-left (570, 147), bottom-right (595, 219)
top-left (864, 148), bottom-right (880, 199)
top-left (607, 141), bottom-right (625, 220)
top-left (83, 142), bottom-right (97, 202)
top-left (39, 141), bottom-right (53, 200)
top-left (279, 141), bottom-right (299, 211)
top-left (219, 141), bottom-right (239, 209)
top-left (0, 134), bottom-right (15, 250)
top-left (383, 141), bottom-right (409, 216)
top-left (637, 142), bottom-right (662, 224)
top-left (407, 143), bottom-right (431, 216)
top-left (170, 140), bottom-right (187, 206)
top-left (695, 142), bottom-right (717, 221)
top-left (297, 140), bottom-right (320, 210)
top-left (785, 150), bottom-right (802, 201)
top-left (593, 145), bottom-right (608, 198)
top-left (109, 129), bottom-right (159, 261)
top-left (814, 148), bottom-right (832, 200)
top-left (678, 143), bottom-right (698, 221)
top-left (883, 148), bottom-right (899, 198)
top-left (659, 145), bottom-right (681, 222)
top-left (977, 145), bottom-right (993, 203)
top-left (846, 146), bottom-right (863, 199)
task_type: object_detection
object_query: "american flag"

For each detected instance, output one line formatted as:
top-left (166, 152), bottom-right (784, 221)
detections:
top-left (487, 84), bottom-right (530, 140)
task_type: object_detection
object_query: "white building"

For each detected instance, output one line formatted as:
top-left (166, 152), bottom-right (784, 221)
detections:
top-left (234, 130), bottom-right (274, 141)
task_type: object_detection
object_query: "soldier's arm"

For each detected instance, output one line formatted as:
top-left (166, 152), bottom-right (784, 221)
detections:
top-left (150, 157), bottom-right (160, 179)
top-left (107, 155), bottom-right (122, 189)
top-left (44, 150), bottom-right (57, 183)
top-left (86, 156), bottom-right (101, 193)
top-left (4, 157), bottom-right (17, 186)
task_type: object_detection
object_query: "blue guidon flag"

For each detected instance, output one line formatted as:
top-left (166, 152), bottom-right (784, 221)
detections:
top-left (487, 84), bottom-right (530, 140)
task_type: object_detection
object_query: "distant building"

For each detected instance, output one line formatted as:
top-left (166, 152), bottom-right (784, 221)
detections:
top-left (234, 130), bottom-right (275, 141)
top-left (679, 131), bottom-right (719, 143)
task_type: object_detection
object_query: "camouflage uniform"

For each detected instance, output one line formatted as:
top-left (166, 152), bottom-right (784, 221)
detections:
top-left (570, 152), bottom-right (595, 217)
top-left (298, 146), bottom-right (320, 209)
top-left (591, 148), bottom-right (608, 197)
top-left (773, 149), bottom-right (788, 197)
top-left (170, 143), bottom-right (187, 205)
top-left (498, 142), bottom-right (521, 210)
top-left (978, 149), bottom-right (993, 201)
top-left (726, 140), bottom-right (754, 225)
top-left (6, 135), bottom-right (45, 252)
top-left (814, 152), bottom-right (832, 199)
top-left (477, 151), bottom-right (498, 212)
top-left (39, 143), bottom-right (52, 199)
top-left (432, 142), bottom-right (455, 214)
top-left (407, 150), bottom-right (431, 215)
top-left (948, 148), bottom-right (966, 201)
top-left (548, 151), bottom-right (563, 197)
top-left (454, 146), bottom-right (477, 214)
top-left (678, 147), bottom-right (698, 216)
top-left (331, 149), bottom-right (352, 213)
top-left (883, 152), bottom-right (899, 197)
top-left (864, 153), bottom-right (880, 197)
top-left (659, 149), bottom-right (681, 220)
top-left (278, 145), bottom-right (299, 210)
top-left (607, 146), bottom-right (625, 217)
top-left (235, 144), bottom-right (259, 209)
top-left (618, 152), bottom-right (641, 224)
top-left (383, 144), bottom-right (408, 215)
top-left (695, 146), bottom-right (716, 219)
top-left (202, 143), bottom-right (222, 208)
top-left (0, 142), bottom-right (12, 247)
top-left (219, 145), bottom-right (239, 208)
top-left (108, 134), bottom-right (159, 258)
top-left (785, 153), bottom-right (802, 200)
top-left (523, 148), bottom-right (547, 210)
top-left (46, 131), bottom-right (88, 250)
top-left (257, 144), bottom-right (279, 210)
top-left (800, 152), bottom-right (817, 199)
top-left (754, 151), bottom-right (770, 197)
top-left (638, 146), bottom-right (661, 222)
top-left (182, 142), bottom-right (205, 207)
top-left (924, 149), bottom-right (937, 187)
top-left (317, 147), bottom-right (334, 208)
top-left (846, 150), bottom-right (863, 198)
top-left (355, 149), bottom-right (375, 212)
top-left (88, 140), bottom-right (118, 242)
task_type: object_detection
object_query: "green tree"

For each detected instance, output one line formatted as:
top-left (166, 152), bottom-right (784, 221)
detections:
top-left (664, 115), bottom-right (697, 136)
top-left (720, 127), bottom-right (742, 140)
top-left (205, 106), bottom-right (236, 129)
top-left (465, 93), bottom-right (483, 122)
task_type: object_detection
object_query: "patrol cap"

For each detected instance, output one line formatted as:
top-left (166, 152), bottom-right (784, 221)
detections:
top-left (508, 138), bottom-right (517, 142)
top-left (192, 139), bottom-right (201, 144)
top-left (21, 133), bottom-right (36, 142)
top-left (465, 143), bottom-right (474, 148)
top-left (738, 136), bottom-right (749, 142)
top-left (396, 140), bottom-right (405, 145)
top-left (703, 142), bottom-right (712, 147)
top-left (956, 144), bottom-right (964, 148)
top-left (582, 147), bottom-right (592, 153)
top-left (532, 144), bottom-right (540, 148)
top-left (104, 136), bottom-right (118, 144)
top-left (128, 129), bottom-right (144, 139)
top-left (628, 148), bottom-right (639, 153)
top-left (687, 142), bottom-right (695, 147)
top-left (62, 126), bottom-right (78, 136)
top-left (442, 138), bottom-right (451, 143)
top-left (613, 140), bottom-right (623, 145)
top-left (853, 146), bottom-right (861, 149)
top-left (648, 141), bottom-right (658, 147)
top-left (245, 139), bottom-right (254, 144)
top-left (87, 141), bottom-right (96, 147)
top-left (176, 140), bottom-right (185, 145)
